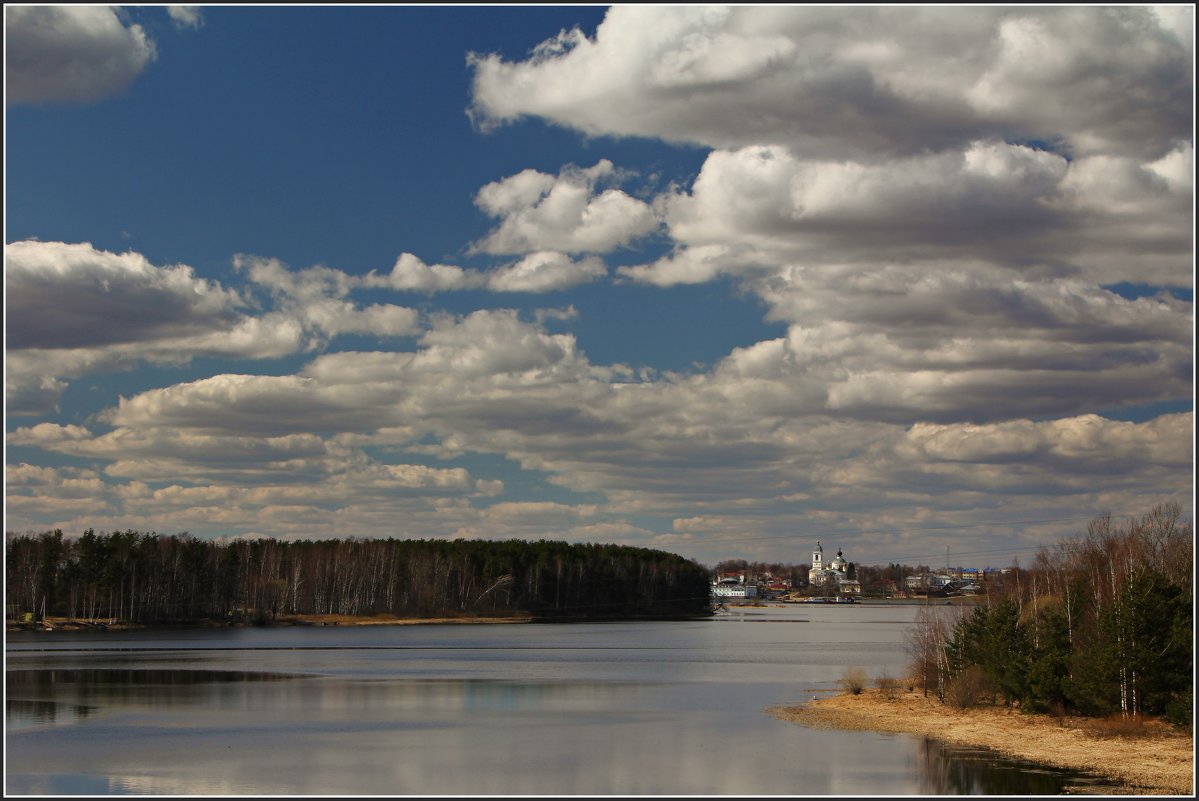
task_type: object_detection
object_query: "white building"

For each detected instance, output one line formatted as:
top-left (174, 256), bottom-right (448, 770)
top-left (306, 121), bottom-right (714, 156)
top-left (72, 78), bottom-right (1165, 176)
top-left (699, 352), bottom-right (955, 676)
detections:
top-left (711, 578), bottom-right (759, 599)
top-left (808, 541), bottom-right (862, 594)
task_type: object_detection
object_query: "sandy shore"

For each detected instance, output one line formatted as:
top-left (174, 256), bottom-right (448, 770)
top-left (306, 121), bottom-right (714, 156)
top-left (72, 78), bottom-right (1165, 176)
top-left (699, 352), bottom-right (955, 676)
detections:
top-left (768, 688), bottom-right (1194, 795)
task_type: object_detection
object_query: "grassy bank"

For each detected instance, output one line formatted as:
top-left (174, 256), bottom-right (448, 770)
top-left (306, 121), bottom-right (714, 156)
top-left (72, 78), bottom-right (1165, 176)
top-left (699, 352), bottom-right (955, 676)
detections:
top-left (768, 688), bottom-right (1193, 795)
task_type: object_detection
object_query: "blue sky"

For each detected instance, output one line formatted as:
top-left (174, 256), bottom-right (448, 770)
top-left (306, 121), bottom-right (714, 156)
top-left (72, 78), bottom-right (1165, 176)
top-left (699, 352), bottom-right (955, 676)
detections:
top-left (5, 5), bottom-right (1194, 569)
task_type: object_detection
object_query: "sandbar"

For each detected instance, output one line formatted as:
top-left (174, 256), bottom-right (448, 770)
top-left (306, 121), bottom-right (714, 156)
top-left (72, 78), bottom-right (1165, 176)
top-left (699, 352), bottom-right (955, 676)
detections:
top-left (768, 688), bottom-right (1193, 795)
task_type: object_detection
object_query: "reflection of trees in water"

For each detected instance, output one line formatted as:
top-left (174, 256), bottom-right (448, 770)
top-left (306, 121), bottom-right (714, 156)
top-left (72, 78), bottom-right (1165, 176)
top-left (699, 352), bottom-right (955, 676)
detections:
top-left (7, 668), bottom-right (300, 687)
top-left (5, 668), bottom-right (302, 713)
top-left (916, 737), bottom-right (1116, 795)
top-left (6, 699), bottom-right (94, 728)
top-left (8, 668), bottom-right (626, 721)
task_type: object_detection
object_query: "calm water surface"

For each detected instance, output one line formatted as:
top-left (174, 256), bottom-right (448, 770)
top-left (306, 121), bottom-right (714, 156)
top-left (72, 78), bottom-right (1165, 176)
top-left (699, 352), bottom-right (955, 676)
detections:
top-left (5, 603), bottom-right (1112, 795)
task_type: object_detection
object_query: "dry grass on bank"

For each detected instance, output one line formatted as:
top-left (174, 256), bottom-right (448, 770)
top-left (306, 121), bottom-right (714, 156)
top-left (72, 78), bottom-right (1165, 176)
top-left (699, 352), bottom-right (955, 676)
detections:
top-left (768, 688), bottom-right (1194, 796)
top-left (275, 612), bottom-right (533, 626)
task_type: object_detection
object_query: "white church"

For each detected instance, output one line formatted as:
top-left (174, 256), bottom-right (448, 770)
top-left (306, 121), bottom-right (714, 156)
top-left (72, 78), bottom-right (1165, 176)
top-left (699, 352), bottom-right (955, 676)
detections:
top-left (808, 541), bottom-right (862, 595)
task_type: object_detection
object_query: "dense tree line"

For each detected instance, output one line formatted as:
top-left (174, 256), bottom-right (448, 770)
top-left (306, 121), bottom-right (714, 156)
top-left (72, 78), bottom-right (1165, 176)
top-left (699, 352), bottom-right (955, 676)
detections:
top-left (5, 531), bottom-right (714, 624)
top-left (906, 504), bottom-right (1192, 728)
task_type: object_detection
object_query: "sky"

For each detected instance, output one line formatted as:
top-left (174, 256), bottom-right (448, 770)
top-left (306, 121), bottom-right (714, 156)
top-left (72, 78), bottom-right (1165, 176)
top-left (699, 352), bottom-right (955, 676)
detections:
top-left (4, 4), bottom-right (1195, 570)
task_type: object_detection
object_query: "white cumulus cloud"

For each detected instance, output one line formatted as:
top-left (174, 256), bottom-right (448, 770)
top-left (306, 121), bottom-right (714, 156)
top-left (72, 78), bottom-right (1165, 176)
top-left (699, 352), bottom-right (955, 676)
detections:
top-left (470, 6), bottom-right (1192, 161)
top-left (472, 160), bottom-right (658, 255)
top-left (5, 5), bottom-right (158, 105)
top-left (487, 252), bottom-right (607, 293)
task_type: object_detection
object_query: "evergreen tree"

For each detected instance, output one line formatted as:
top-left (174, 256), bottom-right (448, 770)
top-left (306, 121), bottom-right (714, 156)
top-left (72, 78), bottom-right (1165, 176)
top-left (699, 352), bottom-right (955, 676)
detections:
top-left (1097, 568), bottom-right (1192, 718)
top-left (1025, 605), bottom-right (1072, 713)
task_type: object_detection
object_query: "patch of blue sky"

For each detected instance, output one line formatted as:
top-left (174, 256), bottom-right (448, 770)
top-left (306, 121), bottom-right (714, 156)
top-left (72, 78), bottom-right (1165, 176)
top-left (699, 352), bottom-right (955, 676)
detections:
top-left (4, 6), bottom-right (659, 279)
top-left (1095, 398), bottom-right (1194, 423)
top-left (1003, 135), bottom-right (1074, 160)
top-left (562, 278), bottom-right (786, 373)
top-left (1102, 283), bottom-right (1193, 302)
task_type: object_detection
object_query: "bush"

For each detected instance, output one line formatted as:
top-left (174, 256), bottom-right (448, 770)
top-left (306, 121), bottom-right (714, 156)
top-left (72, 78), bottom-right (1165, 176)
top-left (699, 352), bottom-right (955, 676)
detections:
top-left (946, 665), bottom-right (992, 709)
top-left (838, 667), bottom-right (869, 695)
top-left (876, 671), bottom-right (904, 700)
top-left (1082, 713), bottom-right (1155, 739)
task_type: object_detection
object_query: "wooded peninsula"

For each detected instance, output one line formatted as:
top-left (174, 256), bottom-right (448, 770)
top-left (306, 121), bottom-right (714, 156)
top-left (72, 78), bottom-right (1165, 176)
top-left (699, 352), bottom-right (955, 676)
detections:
top-left (901, 504), bottom-right (1192, 727)
top-left (766, 504), bottom-right (1193, 794)
top-left (5, 533), bottom-right (714, 626)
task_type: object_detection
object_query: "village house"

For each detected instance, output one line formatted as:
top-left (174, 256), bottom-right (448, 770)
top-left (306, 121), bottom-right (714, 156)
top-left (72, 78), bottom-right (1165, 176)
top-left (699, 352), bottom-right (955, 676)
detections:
top-left (905, 573), bottom-right (955, 591)
top-left (711, 574), bottom-right (759, 599)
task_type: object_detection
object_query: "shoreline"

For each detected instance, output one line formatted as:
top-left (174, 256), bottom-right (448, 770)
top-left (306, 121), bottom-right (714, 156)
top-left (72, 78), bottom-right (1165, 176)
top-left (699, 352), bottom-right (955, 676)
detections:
top-left (269, 613), bottom-right (537, 627)
top-left (6, 610), bottom-right (714, 632)
top-left (768, 688), bottom-right (1194, 796)
top-left (6, 613), bottom-right (535, 632)
top-left (7, 598), bottom-right (949, 632)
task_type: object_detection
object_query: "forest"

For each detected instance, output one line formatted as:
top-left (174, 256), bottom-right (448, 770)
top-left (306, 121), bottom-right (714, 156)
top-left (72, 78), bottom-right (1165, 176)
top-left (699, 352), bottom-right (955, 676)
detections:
top-left (5, 532), bottom-right (714, 624)
top-left (904, 504), bottom-right (1193, 728)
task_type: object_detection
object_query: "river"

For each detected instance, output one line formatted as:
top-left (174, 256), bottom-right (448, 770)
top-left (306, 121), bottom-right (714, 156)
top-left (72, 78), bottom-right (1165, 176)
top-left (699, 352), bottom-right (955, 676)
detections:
top-left (5, 602), bottom-right (1113, 795)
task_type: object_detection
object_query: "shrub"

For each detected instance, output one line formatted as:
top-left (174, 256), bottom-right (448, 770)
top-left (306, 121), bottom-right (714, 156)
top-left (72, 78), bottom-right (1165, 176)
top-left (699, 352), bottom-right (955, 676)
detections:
top-left (876, 671), bottom-right (904, 700)
top-left (1083, 713), bottom-right (1155, 739)
top-left (902, 667), bottom-right (919, 692)
top-left (946, 665), bottom-right (992, 709)
top-left (838, 667), bottom-right (869, 695)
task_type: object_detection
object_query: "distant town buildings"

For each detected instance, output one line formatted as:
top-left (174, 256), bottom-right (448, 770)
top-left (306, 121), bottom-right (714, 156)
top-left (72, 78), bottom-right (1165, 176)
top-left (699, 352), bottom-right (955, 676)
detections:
top-left (905, 567), bottom-right (994, 596)
top-left (710, 543), bottom-right (1000, 602)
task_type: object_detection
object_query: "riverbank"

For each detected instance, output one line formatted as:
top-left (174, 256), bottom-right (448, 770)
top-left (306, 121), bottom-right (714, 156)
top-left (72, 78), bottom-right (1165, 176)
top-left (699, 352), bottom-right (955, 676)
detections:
top-left (6, 612), bottom-right (534, 632)
top-left (272, 613), bottom-right (535, 627)
top-left (768, 688), bottom-right (1193, 795)
top-left (8, 609), bottom-right (722, 632)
